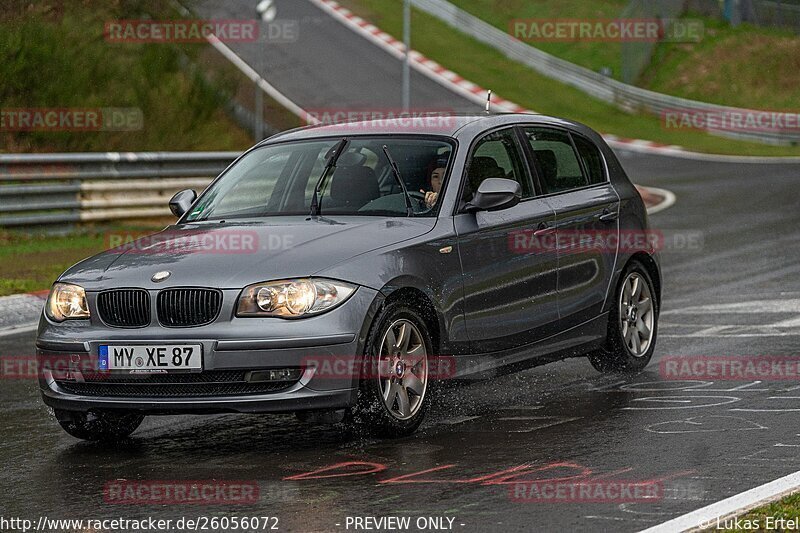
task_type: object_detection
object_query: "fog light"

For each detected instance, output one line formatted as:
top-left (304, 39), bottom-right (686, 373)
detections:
top-left (246, 368), bottom-right (302, 383)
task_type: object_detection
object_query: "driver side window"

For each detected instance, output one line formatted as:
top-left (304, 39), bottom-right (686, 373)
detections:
top-left (462, 128), bottom-right (531, 203)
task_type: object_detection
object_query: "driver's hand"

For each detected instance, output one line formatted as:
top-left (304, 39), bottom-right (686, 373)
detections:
top-left (421, 190), bottom-right (438, 208)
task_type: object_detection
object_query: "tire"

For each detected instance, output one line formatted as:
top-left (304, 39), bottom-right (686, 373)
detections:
top-left (350, 302), bottom-right (433, 437)
top-left (589, 260), bottom-right (659, 373)
top-left (55, 409), bottom-right (144, 441)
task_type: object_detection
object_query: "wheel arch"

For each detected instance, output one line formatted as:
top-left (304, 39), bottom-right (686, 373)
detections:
top-left (378, 281), bottom-right (444, 355)
top-left (626, 252), bottom-right (662, 310)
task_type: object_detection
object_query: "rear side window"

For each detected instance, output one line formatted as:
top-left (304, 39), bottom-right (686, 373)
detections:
top-left (573, 134), bottom-right (606, 185)
top-left (463, 128), bottom-right (532, 202)
top-left (524, 127), bottom-right (588, 194)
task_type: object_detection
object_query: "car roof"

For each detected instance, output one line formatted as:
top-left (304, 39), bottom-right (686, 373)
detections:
top-left (259, 113), bottom-right (596, 143)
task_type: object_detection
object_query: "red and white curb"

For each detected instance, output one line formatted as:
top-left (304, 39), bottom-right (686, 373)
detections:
top-left (313, 0), bottom-right (800, 163)
top-left (640, 469), bottom-right (800, 532)
top-left (637, 185), bottom-right (677, 215)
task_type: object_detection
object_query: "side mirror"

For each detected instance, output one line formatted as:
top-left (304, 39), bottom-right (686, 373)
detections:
top-left (465, 178), bottom-right (522, 213)
top-left (169, 189), bottom-right (197, 218)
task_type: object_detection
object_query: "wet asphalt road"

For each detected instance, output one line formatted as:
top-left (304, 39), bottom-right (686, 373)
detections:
top-left (2, 152), bottom-right (800, 532)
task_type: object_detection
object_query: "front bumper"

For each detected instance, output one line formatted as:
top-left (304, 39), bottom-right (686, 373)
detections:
top-left (36, 287), bottom-right (381, 415)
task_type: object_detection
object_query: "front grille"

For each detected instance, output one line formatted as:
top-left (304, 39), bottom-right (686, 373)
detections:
top-left (157, 288), bottom-right (222, 327)
top-left (81, 370), bottom-right (248, 383)
top-left (97, 289), bottom-right (150, 328)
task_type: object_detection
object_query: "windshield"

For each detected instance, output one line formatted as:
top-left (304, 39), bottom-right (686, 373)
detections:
top-left (186, 137), bottom-right (455, 221)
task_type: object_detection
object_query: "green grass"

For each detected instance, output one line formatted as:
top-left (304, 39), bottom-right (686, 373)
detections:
top-left (0, 1), bottom-right (254, 152)
top-left (0, 221), bottom-right (172, 296)
top-left (449, 0), bottom-right (628, 76)
top-left (643, 15), bottom-right (800, 110)
top-left (703, 492), bottom-right (800, 532)
top-left (338, 0), bottom-right (800, 156)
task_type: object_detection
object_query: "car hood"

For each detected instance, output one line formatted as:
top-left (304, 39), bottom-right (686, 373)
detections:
top-left (59, 217), bottom-right (436, 290)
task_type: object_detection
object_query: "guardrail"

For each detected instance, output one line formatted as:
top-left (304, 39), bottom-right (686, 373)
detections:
top-left (0, 152), bottom-right (240, 227)
top-left (409, 0), bottom-right (799, 146)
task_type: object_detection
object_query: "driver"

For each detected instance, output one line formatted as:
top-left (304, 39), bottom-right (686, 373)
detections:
top-left (420, 155), bottom-right (449, 209)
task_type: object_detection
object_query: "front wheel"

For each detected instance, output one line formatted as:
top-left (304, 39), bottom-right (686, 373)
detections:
top-left (589, 261), bottom-right (658, 373)
top-left (351, 302), bottom-right (433, 437)
top-left (55, 409), bottom-right (144, 441)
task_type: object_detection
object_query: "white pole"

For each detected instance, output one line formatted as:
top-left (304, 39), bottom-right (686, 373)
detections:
top-left (402, 0), bottom-right (411, 111)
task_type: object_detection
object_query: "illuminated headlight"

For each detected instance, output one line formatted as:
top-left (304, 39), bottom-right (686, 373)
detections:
top-left (236, 279), bottom-right (356, 318)
top-left (46, 283), bottom-right (90, 322)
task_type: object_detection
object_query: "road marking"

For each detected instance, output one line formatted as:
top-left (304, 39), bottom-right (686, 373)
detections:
top-left (660, 298), bottom-right (800, 337)
top-left (640, 186), bottom-right (676, 215)
top-left (640, 470), bottom-right (800, 533)
top-left (663, 299), bottom-right (800, 315)
top-left (586, 515), bottom-right (659, 523)
top-left (645, 416), bottom-right (767, 434)
top-left (623, 396), bottom-right (740, 410)
top-left (661, 332), bottom-right (800, 338)
top-left (438, 416), bottom-right (480, 425)
top-left (497, 416), bottom-right (582, 433)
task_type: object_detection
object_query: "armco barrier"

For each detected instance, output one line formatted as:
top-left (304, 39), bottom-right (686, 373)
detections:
top-left (0, 152), bottom-right (240, 227)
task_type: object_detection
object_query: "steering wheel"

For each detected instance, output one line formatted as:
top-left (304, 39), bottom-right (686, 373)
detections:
top-left (408, 190), bottom-right (430, 211)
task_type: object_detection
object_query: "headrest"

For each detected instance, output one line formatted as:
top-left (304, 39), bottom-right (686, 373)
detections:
top-left (337, 151), bottom-right (367, 167)
top-left (329, 166), bottom-right (380, 207)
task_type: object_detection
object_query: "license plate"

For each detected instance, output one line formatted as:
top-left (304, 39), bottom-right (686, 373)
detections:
top-left (98, 344), bottom-right (202, 372)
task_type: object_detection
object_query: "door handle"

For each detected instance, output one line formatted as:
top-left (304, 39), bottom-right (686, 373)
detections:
top-left (533, 222), bottom-right (555, 237)
top-left (599, 209), bottom-right (618, 222)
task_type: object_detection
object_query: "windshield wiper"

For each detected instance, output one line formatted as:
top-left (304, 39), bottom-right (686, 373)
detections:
top-left (310, 138), bottom-right (349, 217)
top-left (382, 145), bottom-right (415, 217)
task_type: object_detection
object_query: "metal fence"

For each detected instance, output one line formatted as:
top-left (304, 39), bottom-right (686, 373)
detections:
top-left (0, 152), bottom-right (239, 228)
top-left (410, 0), bottom-right (800, 145)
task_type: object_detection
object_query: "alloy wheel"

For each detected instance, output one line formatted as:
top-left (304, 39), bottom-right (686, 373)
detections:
top-left (619, 272), bottom-right (655, 357)
top-left (377, 319), bottom-right (428, 420)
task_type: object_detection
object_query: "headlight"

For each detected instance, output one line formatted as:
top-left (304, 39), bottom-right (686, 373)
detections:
top-left (46, 283), bottom-right (90, 322)
top-left (236, 279), bottom-right (356, 318)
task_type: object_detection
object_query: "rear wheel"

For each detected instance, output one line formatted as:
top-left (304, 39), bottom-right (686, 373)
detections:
top-left (55, 409), bottom-right (144, 441)
top-left (589, 261), bottom-right (658, 373)
top-left (351, 302), bottom-right (432, 437)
